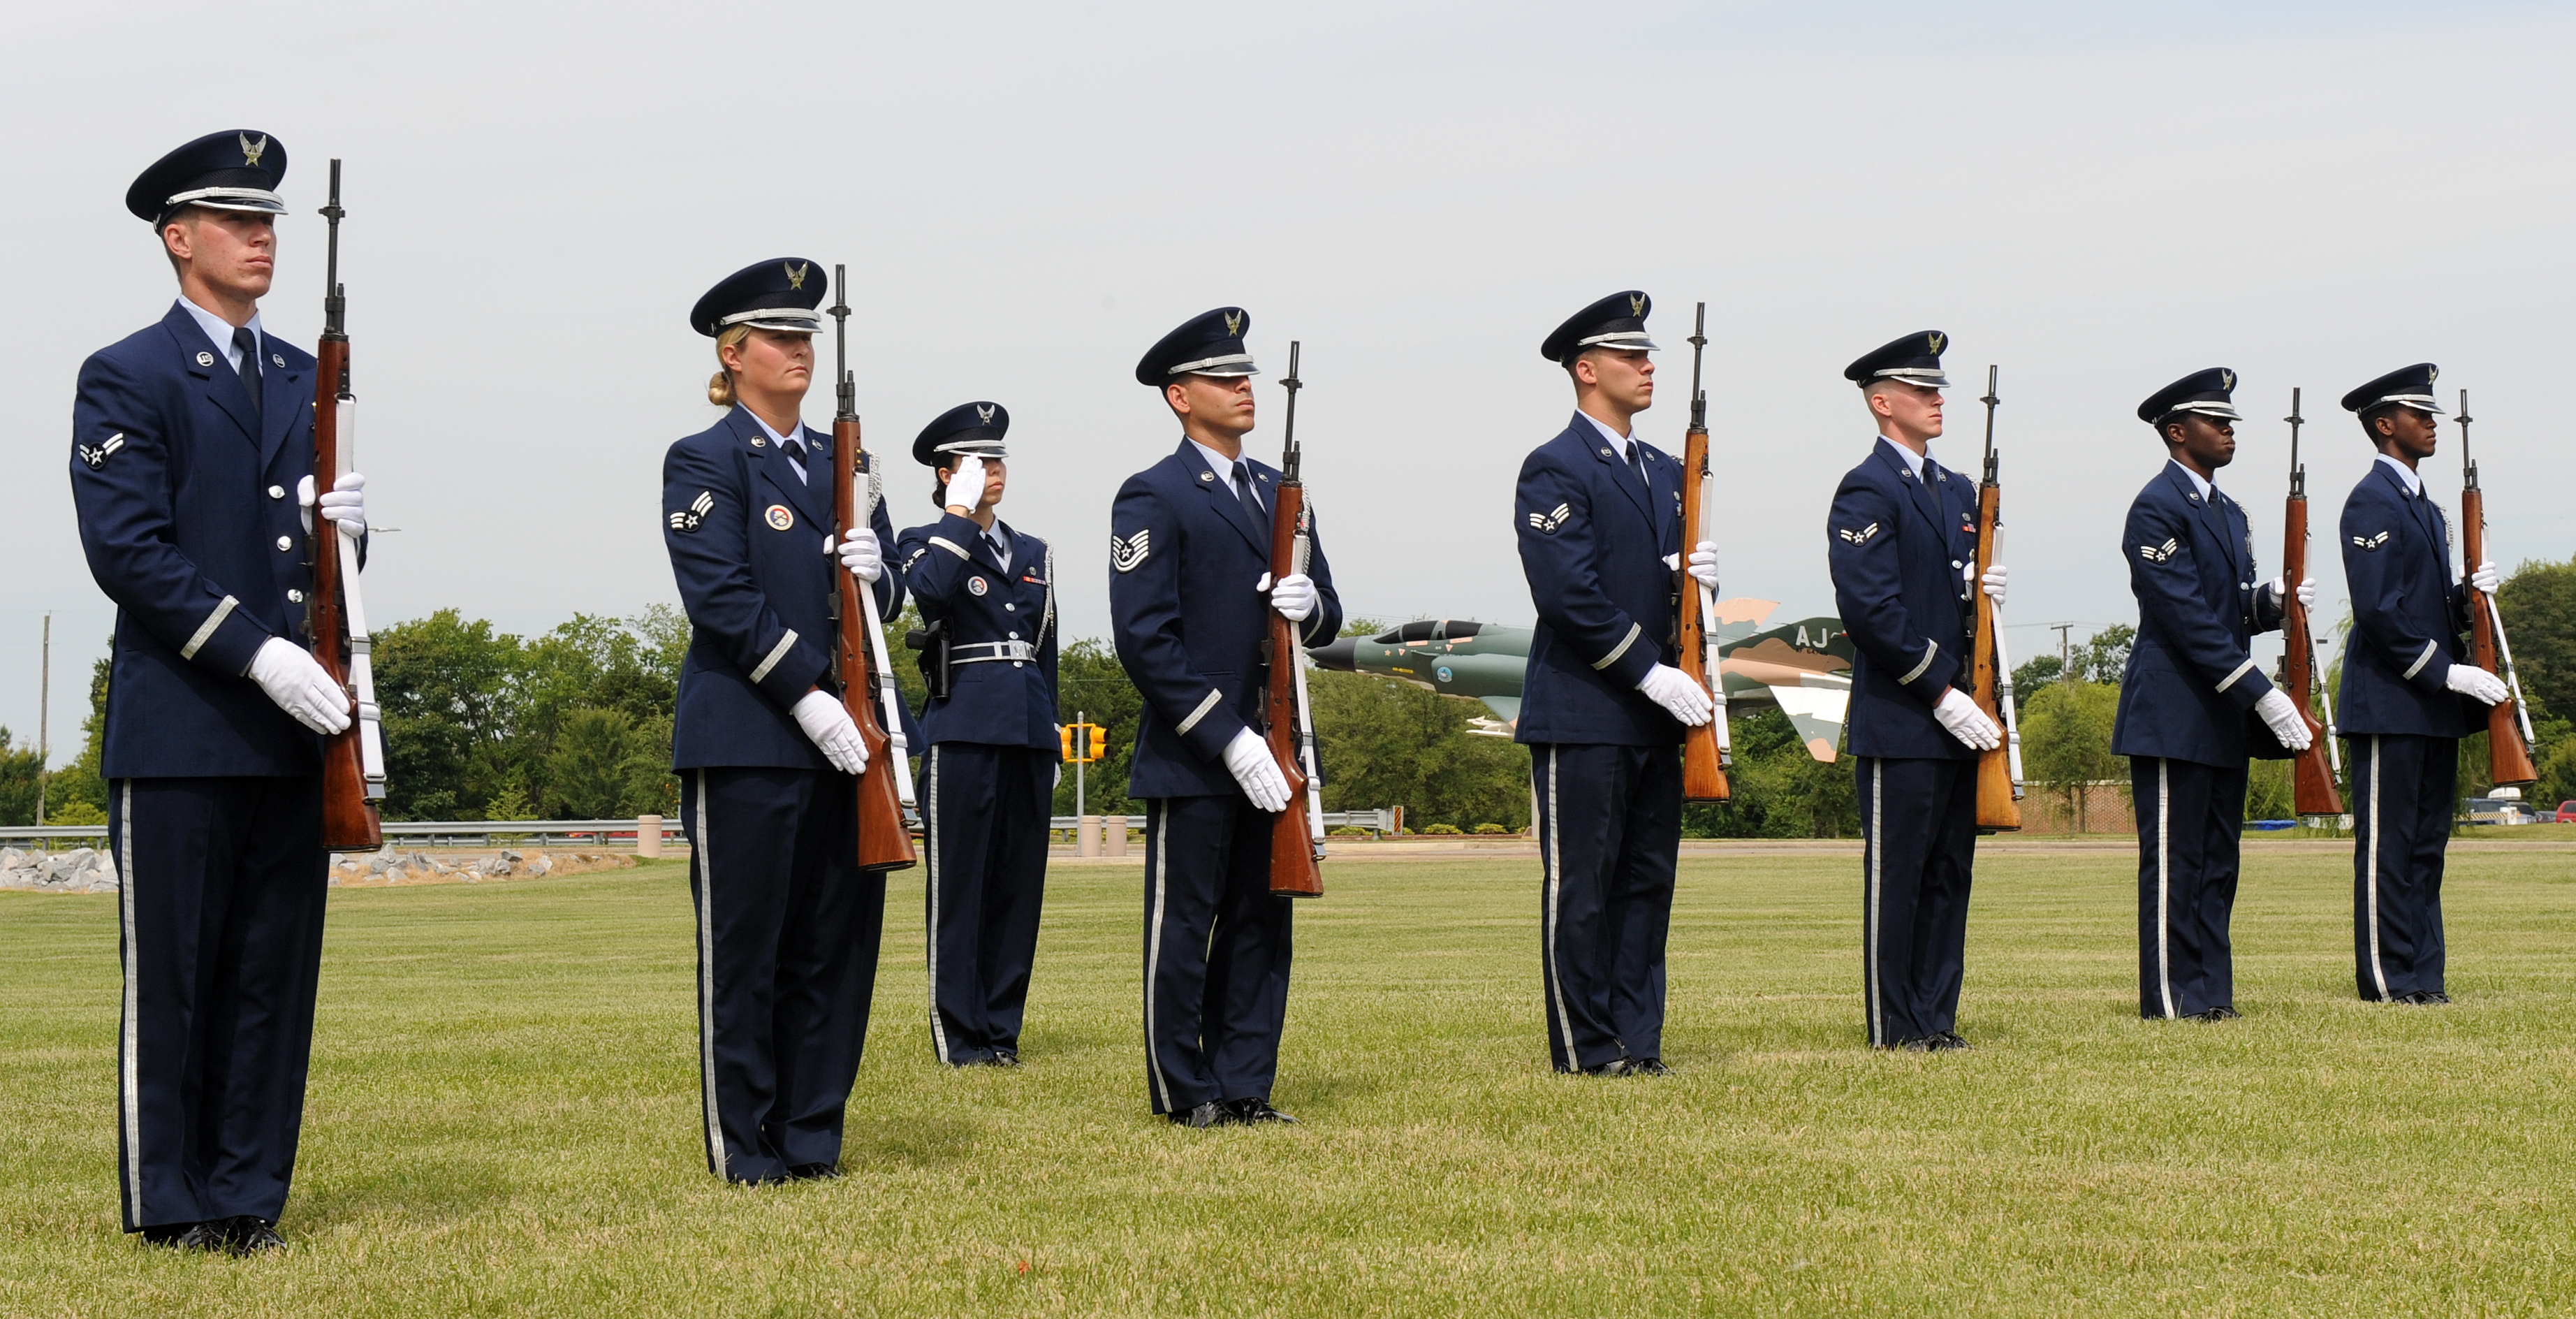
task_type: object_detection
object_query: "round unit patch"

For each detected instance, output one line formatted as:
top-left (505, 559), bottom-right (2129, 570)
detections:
top-left (967, 575), bottom-right (988, 596)
top-left (763, 504), bottom-right (794, 531)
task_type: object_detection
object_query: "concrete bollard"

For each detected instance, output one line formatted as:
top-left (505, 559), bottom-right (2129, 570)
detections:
top-left (1078, 814), bottom-right (1101, 857)
top-left (1104, 815), bottom-right (1128, 857)
top-left (637, 815), bottom-right (664, 859)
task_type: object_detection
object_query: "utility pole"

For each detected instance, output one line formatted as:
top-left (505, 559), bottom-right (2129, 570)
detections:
top-left (2053, 622), bottom-right (2074, 675)
top-left (1074, 709), bottom-right (1085, 822)
top-left (36, 613), bottom-right (49, 826)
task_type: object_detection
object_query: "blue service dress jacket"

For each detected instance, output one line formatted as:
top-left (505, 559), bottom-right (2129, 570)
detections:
top-left (1825, 439), bottom-right (1982, 761)
top-left (2111, 464), bottom-right (2288, 766)
top-left (662, 406), bottom-right (902, 771)
top-left (71, 302), bottom-right (358, 778)
top-left (2336, 461), bottom-right (2473, 739)
top-left (1511, 414), bottom-right (1688, 748)
top-left (1108, 439), bottom-right (1342, 799)
top-left (895, 513), bottom-right (1059, 750)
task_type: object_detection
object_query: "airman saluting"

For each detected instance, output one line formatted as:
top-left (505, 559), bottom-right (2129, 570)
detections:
top-left (661, 259), bottom-right (905, 1182)
top-left (1824, 332), bottom-right (2007, 1051)
top-left (896, 403), bottom-right (1060, 1068)
top-left (2333, 364), bottom-right (2505, 1005)
top-left (2109, 369), bottom-right (2315, 1021)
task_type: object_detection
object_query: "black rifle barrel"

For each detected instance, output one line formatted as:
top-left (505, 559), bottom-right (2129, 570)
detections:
top-left (1279, 340), bottom-right (1303, 479)
top-left (1979, 364), bottom-right (2001, 482)
top-left (319, 159), bottom-right (346, 342)
top-left (830, 263), bottom-right (855, 420)
top-left (1688, 301), bottom-right (1708, 431)
top-left (2459, 388), bottom-right (2478, 490)
top-left (2286, 387), bottom-right (2305, 497)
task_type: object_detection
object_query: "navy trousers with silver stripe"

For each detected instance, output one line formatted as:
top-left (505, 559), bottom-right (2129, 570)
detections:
top-left (680, 766), bottom-right (884, 1182)
top-left (2128, 757), bottom-right (2246, 1019)
top-left (1854, 757), bottom-right (1977, 1047)
top-left (923, 744), bottom-right (1053, 1065)
top-left (2348, 734), bottom-right (2454, 1002)
top-left (108, 775), bottom-right (328, 1234)
top-left (1140, 794), bottom-right (1292, 1114)
top-left (1530, 743), bottom-right (1680, 1072)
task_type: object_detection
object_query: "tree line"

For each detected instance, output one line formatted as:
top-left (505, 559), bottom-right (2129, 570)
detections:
top-left (10, 556), bottom-right (2573, 833)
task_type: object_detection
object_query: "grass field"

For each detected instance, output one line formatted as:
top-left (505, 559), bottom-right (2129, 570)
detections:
top-left (5, 845), bottom-right (2575, 1316)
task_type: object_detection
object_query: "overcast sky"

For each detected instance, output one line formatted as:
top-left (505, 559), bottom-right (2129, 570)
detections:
top-left (6, 1), bottom-right (2571, 766)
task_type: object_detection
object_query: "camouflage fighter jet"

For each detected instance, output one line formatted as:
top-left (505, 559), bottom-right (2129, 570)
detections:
top-left (1305, 599), bottom-right (1857, 761)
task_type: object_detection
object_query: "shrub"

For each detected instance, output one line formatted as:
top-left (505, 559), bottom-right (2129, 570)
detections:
top-left (1472, 823), bottom-right (1509, 835)
top-left (1421, 822), bottom-right (1463, 835)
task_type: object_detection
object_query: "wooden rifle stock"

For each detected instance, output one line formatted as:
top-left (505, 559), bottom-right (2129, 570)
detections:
top-left (2458, 391), bottom-right (2538, 786)
top-left (1266, 343), bottom-right (1322, 898)
top-left (1676, 304), bottom-right (1728, 802)
top-left (833, 415), bottom-right (919, 871)
top-left (2279, 391), bottom-right (2342, 817)
top-left (1970, 370), bottom-right (2019, 831)
top-left (309, 160), bottom-right (379, 852)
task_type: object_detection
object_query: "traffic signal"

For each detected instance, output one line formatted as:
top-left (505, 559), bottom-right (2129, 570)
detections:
top-left (1060, 725), bottom-right (1078, 762)
top-left (1088, 724), bottom-right (1107, 760)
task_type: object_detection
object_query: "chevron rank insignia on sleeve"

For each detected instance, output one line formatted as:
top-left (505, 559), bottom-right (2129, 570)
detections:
top-left (1111, 529), bottom-right (1151, 573)
top-left (76, 433), bottom-right (125, 470)
top-left (2138, 537), bottom-right (2179, 562)
top-left (1837, 522), bottom-right (1881, 546)
top-left (1527, 502), bottom-right (1572, 534)
top-left (2352, 531), bottom-right (2390, 551)
top-left (668, 490), bottom-right (714, 533)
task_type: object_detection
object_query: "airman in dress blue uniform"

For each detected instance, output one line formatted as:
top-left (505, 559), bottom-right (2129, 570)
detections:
top-left (1109, 307), bottom-right (1341, 1128)
top-left (2333, 363), bottom-right (2507, 1005)
top-left (1823, 332), bottom-right (2010, 1051)
top-left (895, 402), bottom-right (1060, 1068)
top-left (1513, 291), bottom-right (1721, 1077)
top-left (661, 259), bottom-right (905, 1182)
top-left (71, 131), bottom-right (376, 1253)
top-left (2109, 369), bottom-right (2317, 1021)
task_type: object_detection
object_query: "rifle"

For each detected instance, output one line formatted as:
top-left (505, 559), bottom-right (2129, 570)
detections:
top-left (308, 159), bottom-right (385, 852)
top-left (2278, 389), bottom-right (2343, 817)
top-left (2457, 390), bottom-right (2538, 786)
top-left (1970, 365), bottom-right (2023, 831)
top-left (828, 265), bottom-right (919, 870)
top-left (1265, 341), bottom-right (1324, 898)
top-left (1676, 303), bottom-right (1731, 802)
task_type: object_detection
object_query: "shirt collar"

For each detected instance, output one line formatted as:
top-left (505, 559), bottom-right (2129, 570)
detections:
top-left (176, 296), bottom-right (262, 368)
top-left (1187, 437), bottom-right (1245, 495)
top-left (1876, 435), bottom-right (1928, 481)
top-left (1579, 409), bottom-right (1633, 458)
top-left (748, 409), bottom-right (805, 451)
top-left (2376, 452), bottom-right (2424, 497)
top-left (2166, 458), bottom-right (2213, 500)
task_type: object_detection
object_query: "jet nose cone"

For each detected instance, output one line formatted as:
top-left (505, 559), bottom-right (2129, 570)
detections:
top-left (1307, 638), bottom-right (1356, 671)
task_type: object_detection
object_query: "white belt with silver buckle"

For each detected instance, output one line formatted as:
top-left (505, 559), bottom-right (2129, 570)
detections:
top-left (951, 640), bottom-right (1037, 664)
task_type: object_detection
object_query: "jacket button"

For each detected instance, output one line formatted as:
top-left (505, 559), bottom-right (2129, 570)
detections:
top-left (288, 589), bottom-right (305, 603)
top-left (1004, 602), bottom-right (1016, 611)
top-left (276, 536), bottom-right (293, 551)
top-left (268, 485), bottom-right (285, 499)
top-left (1007, 632), bottom-right (1019, 639)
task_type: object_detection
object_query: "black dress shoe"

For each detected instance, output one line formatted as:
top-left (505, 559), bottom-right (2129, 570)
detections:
top-left (786, 1162), bottom-right (841, 1181)
top-left (1578, 1057), bottom-right (1633, 1077)
top-left (221, 1216), bottom-right (285, 1255)
top-left (2211, 1005), bottom-right (2242, 1020)
top-left (1628, 1057), bottom-right (1674, 1077)
top-left (142, 1221), bottom-right (224, 1251)
top-left (2422, 991), bottom-right (2452, 1005)
top-left (1168, 1100), bottom-right (1235, 1128)
top-left (1933, 1031), bottom-right (1972, 1051)
top-left (989, 1048), bottom-right (1023, 1067)
top-left (1889, 1037), bottom-right (1933, 1052)
top-left (2181, 1009), bottom-right (2224, 1023)
top-left (1227, 1098), bottom-right (1299, 1124)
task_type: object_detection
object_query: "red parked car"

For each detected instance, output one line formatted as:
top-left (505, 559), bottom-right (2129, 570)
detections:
top-left (2558, 801), bottom-right (2576, 824)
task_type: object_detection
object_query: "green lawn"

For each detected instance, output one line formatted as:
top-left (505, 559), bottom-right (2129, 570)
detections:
top-left (5, 846), bottom-right (2574, 1316)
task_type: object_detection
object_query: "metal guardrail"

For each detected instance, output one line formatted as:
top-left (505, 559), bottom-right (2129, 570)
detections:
top-left (3, 809), bottom-right (1405, 850)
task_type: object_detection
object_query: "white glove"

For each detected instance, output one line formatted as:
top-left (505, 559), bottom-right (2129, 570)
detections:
top-left (2269, 576), bottom-right (2317, 611)
top-left (837, 529), bottom-right (884, 584)
top-left (248, 636), bottom-right (352, 734)
top-left (1053, 762), bottom-right (1062, 790)
top-left (1636, 663), bottom-right (1715, 727)
top-left (1979, 563), bottom-right (2008, 606)
top-left (792, 690), bottom-right (870, 775)
top-left (2254, 687), bottom-right (2313, 751)
top-left (1686, 540), bottom-right (1720, 590)
top-left (943, 455), bottom-right (987, 513)
top-left (1933, 687), bottom-right (2002, 751)
top-left (2470, 560), bottom-right (2500, 595)
top-left (1269, 572), bottom-right (1317, 622)
top-left (1222, 728), bottom-right (1291, 812)
top-left (296, 472), bottom-right (367, 536)
top-left (2445, 664), bottom-right (2510, 707)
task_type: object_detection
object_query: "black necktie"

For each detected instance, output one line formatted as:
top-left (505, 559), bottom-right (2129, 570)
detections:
top-left (1625, 442), bottom-right (1650, 498)
top-left (984, 530), bottom-right (1007, 567)
top-left (1232, 460), bottom-right (1267, 529)
top-left (783, 436), bottom-right (808, 483)
top-left (233, 326), bottom-right (262, 423)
